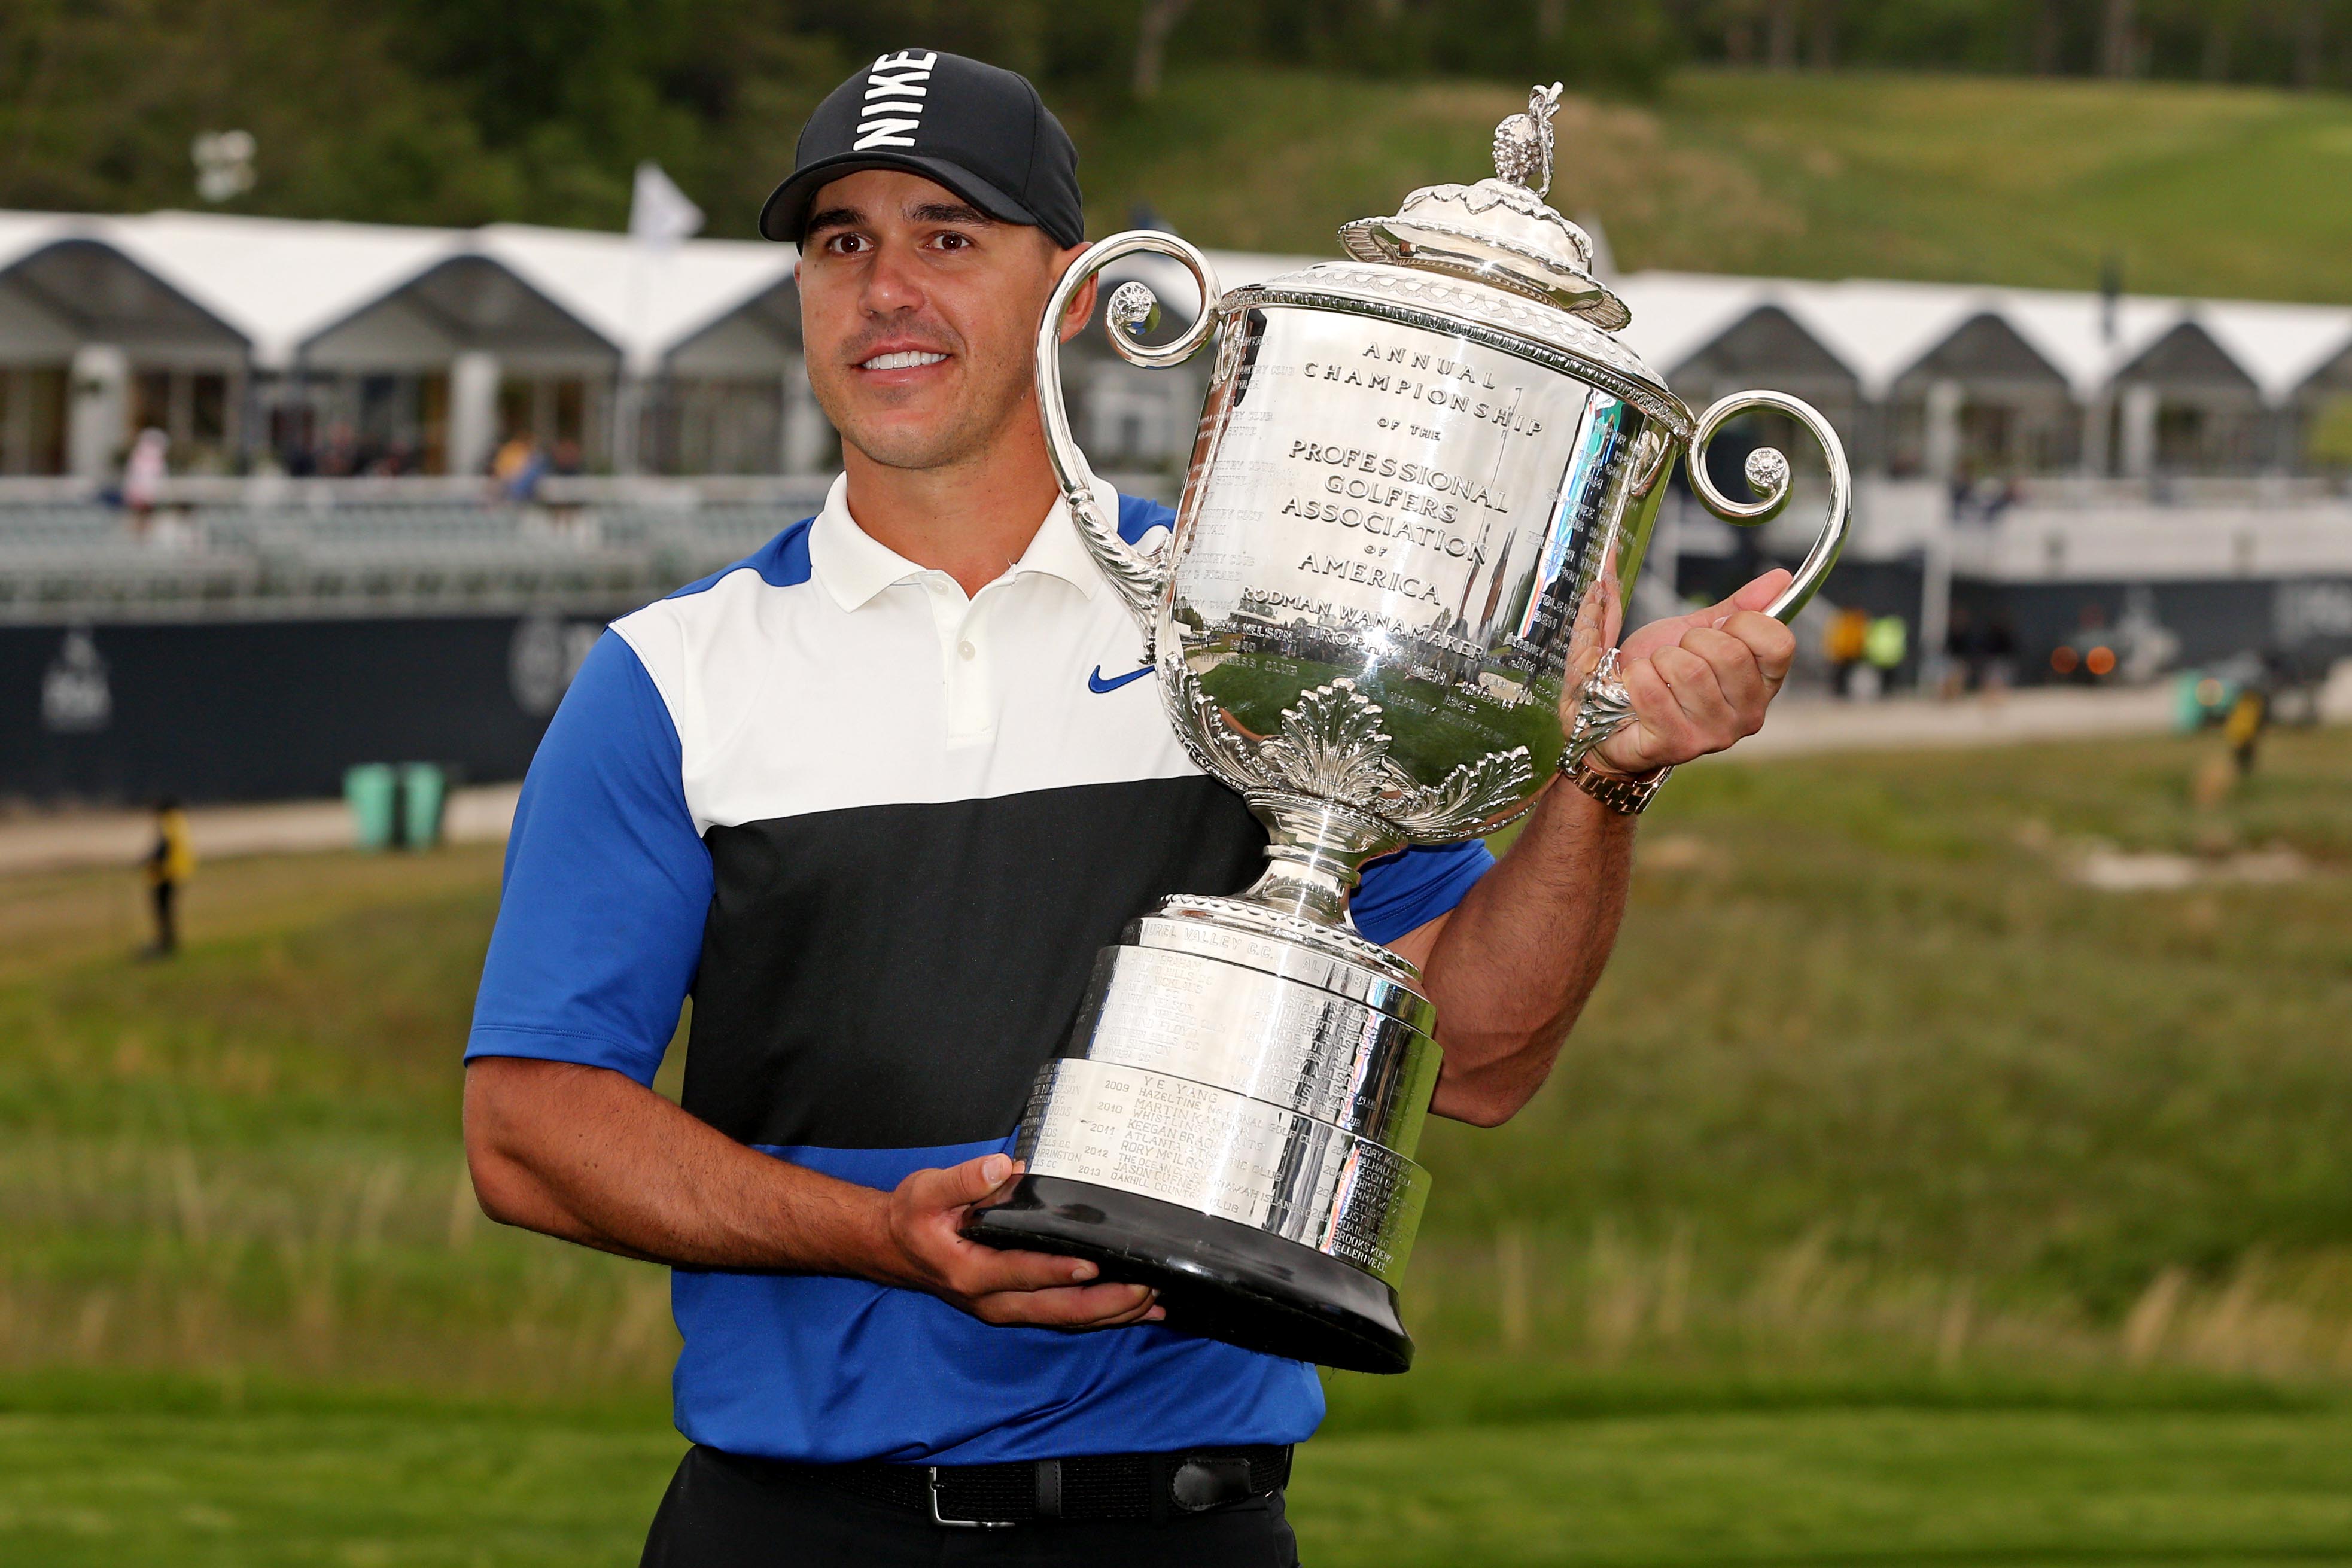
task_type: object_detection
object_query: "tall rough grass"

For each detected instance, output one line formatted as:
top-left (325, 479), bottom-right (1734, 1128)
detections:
top-left (4, 730), bottom-right (2351, 1403)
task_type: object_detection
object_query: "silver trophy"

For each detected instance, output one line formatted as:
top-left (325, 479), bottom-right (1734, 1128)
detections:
top-left (964, 84), bottom-right (1850, 1372)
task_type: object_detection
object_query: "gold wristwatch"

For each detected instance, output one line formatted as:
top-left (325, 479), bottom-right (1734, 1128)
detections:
top-left (1555, 751), bottom-right (1672, 815)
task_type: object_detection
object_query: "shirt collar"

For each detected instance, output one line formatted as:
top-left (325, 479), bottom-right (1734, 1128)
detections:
top-left (808, 465), bottom-right (1118, 613)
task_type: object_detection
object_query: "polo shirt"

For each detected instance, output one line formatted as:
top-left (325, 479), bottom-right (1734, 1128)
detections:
top-left (465, 465), bottom-right (1495, 1465)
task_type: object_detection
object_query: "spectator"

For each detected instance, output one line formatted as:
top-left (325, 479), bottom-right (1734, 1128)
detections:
top-left (1864, 614), bottom-right (1909, 696)
top-left (492, 432), bottom-right (547, 501)
top-left (1982, 614), bottom-right (2018, 694)
top-left (1942, 604), bottom-right (1977, 699)
top-left (1825, 605), bottom-right (1869, 698)
top-left (143, 798), bottom-right (195, 958)
top-left (123, 427), bottom-right (169, 529)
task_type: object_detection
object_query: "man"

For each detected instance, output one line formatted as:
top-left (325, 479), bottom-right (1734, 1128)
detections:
top-left (463, 51), bottom-right (1796, 1567)
top-left (143, 797), bottom-right (193, 957)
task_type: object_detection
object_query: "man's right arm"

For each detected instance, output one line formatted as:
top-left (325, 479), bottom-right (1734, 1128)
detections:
top-left (464, 1057), bottom-right (1158, 1328)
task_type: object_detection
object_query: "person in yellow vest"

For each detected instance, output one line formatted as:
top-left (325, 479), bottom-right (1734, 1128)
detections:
top-left (144, 799), bottom-right (195, 957)
top-left (2223, 684), bottom-right (2269, 777)
top-left (1825, 605), bottom-right (1870, 698)
top-left (1864, 613), bottom-right (1909, 696)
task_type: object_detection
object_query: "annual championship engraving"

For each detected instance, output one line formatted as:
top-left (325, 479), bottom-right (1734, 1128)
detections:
top-left (964, 83), bottom-right (1852, 1374)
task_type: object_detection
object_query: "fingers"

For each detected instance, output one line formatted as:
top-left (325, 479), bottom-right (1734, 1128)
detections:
top-left (888, 1155), bottom-right (1168, 1331)
top-left (1679, 625), bottom-right (1770, 718)
top-left (902, 1152), bottom-right (1020, 1213)
top-left (1718, 608), bottom-right (1797, 685)
top-left (970, 1281), bottom-right (1163, 1330)
top-left (1621, 568), bottom-right (1791, 660)
top-left (1648, 643), bottom-right (1742, 741)
top-left (1596, 616), bottom-right (1792, 772)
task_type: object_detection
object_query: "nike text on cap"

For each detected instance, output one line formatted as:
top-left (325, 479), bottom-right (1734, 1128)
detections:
top-left (759, 50), bottom-right (1084, 248)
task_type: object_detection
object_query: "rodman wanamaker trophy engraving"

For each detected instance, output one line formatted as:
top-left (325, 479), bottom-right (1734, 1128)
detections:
top-left (963, 84), bottom-right (1852, 1373)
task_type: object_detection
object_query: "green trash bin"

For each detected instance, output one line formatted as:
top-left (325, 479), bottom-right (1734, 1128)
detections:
top-left (345, 763), bottom-right (398, 851)
top-left (399, 763), bottom-right (448, 851)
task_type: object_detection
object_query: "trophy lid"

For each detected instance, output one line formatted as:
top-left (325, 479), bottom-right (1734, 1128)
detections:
top-left (1337, 83), bottom-right (1630, 333)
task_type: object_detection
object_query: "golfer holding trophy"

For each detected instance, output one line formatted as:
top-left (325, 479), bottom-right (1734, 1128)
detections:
top-left (465, 53), bottom-right (1843, 1567)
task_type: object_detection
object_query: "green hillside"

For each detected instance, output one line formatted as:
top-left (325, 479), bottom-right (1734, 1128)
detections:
top-left (1075, 69), bottom-right (2352, 304)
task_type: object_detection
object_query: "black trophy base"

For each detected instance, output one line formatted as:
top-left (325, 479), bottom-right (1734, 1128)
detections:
top-left (962, 1173), bottom-right (1414, 1375)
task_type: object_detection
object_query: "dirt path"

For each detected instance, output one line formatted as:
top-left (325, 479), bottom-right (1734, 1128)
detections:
top-left (0, 784), bottom-right (520, 879)
top-left (8, 675), bottom-right (2346, 881)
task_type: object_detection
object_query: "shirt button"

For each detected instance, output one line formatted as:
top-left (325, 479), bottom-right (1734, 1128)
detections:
top-left (958, 640), bottom-right (976, 660)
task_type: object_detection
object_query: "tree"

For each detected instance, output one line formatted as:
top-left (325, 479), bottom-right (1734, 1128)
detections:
top-left (2102, 0), bottom-right (2141, 77)
top-left (1132, 0), bottom-right (1196, 98)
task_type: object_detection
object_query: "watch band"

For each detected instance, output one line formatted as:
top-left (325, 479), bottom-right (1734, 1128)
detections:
top-left (1556, 751), bottom-right (1672, 815)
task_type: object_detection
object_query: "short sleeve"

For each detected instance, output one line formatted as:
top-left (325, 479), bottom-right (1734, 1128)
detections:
top-left (466, 630), bottom-right (713, 1085)
top-left (1350, 840), bottom-right (1493, 945)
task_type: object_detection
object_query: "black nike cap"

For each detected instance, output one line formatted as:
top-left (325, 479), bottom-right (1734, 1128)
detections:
top-left (759, 50), bottom-right (1084, 248)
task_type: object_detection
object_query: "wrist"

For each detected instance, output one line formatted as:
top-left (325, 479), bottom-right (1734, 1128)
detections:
top-left (1556, 748), bottom-right (1672, 815)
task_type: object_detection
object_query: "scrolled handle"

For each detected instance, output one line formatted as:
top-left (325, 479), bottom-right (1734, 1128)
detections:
top-left (1685, 388), bottom-right (1851, 625)
top-left (1562, 389), bottom-right (1851, 769)
top-left (1034, 230), bottom-right (1223, 633)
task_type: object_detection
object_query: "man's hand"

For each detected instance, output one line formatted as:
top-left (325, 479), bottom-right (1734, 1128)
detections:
top-left (1592, 568), bottom-right (1797, 777)
top-left (874, 1153), bottom-right (1163, 1330)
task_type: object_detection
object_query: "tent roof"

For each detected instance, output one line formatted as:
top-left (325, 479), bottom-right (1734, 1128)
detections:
top-left (2, 208), bottom-right (2349, 401)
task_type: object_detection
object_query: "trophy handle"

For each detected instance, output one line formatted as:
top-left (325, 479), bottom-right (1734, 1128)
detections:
top-left (1684, 389), bottom-right (1852, 625)
top-left (1034, 230), bottom-right (1224, 634)
top-left (1564, 390), bottom-right (1851, 768)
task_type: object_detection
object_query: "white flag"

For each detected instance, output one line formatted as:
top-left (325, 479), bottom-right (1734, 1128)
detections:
top-left (629, 162), bottom-right (704, 247)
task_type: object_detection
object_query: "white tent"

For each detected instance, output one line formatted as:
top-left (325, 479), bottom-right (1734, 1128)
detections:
top-left (4, 205), bottom-right (2351, 480)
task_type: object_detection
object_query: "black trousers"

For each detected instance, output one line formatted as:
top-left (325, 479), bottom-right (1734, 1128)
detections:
top-left (151, 879), bottom-right (178, 952)
top-left (641, 1447), bottom-right (1302, 1567)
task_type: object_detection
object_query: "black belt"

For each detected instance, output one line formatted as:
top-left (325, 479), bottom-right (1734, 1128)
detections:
top-left (765, 1444), bottom-right (1292, 1529)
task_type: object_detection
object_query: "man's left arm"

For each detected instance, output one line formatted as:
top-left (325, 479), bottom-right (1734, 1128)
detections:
top-left (1389, 570), bottom-right (1797, 1126)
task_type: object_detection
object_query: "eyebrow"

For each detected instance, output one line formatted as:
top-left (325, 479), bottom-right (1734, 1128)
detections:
top-left (801, 206), bottom-right (863, 239)
top-left (909, 201), bottom-right (996, 227)
top-left (802, 199), bottom-right (999, 242)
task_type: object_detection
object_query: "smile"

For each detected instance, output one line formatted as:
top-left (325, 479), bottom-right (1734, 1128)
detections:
top-left (859, 351), bottom-right (949, 370)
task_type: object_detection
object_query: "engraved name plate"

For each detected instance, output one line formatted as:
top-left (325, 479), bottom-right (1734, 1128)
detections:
top-left (1016, 1058), bottom-right (1429, 1284)
top-left (1066, 945), bottom-right (1438, 1150)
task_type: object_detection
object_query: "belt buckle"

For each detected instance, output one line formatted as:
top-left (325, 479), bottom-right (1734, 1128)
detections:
top-left (927, 1466), bottom-right (1016, 1530)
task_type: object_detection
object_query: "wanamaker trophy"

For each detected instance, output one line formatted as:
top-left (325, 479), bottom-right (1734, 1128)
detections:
top-left (963, 83), bottom-right (1852, 1374)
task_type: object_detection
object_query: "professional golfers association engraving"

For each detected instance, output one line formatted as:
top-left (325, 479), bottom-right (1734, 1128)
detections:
top-left (963, 83), bottom-right (1853, 1373)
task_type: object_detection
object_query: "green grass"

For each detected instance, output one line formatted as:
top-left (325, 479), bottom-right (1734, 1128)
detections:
top-left (4, 727), bottom-right (2351, 1560)
top-left (1073, 69), bottom-right (2352, 303)
top-left (6, 1381), bottom-right (2351, 1566)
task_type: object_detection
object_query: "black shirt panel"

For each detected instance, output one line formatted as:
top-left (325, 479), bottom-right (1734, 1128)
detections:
top-left (686, 774), bottom-right (1268, 1149)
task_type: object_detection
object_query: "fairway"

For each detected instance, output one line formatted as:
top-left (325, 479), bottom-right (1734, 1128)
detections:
top-left (2, 725), bottom-right (2350, 1561)
top-left (5, 1390), bottom-right (2351, 1566)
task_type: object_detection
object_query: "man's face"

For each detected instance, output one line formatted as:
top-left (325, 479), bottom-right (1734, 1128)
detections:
top-left (797, 169), bottom-right (1085, 473)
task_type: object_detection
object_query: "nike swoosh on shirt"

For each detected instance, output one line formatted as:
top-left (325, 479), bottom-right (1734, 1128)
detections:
top-left (1086, 662), bottom-right (1155, 694)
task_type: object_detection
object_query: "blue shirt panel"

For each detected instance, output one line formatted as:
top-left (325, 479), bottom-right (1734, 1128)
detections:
top-left (467, 627), bottom-right (713, 1083)
top-left (672, 1140), bottom-right (1322, 1464)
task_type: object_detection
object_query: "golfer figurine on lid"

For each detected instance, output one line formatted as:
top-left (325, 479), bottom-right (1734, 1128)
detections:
top-left (963, 82), bottom-right (1851, 1374)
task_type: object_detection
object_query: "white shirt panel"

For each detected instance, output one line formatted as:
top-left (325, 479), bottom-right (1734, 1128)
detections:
top-left (613, 480), bottom-right (1195, 835)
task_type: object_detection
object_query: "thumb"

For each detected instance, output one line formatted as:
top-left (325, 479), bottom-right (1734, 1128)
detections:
top-left (1716, 568), bottom-right (1793, 622)
top-left (908, 1152), bottom-right (1017, 1213)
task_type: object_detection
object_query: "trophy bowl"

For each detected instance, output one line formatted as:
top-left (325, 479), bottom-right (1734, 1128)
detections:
top-left (964, 84), bottom-right (1851, 1373)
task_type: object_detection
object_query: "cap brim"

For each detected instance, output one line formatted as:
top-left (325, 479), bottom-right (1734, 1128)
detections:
top-left (759, 151), bottom-right (1043, 243)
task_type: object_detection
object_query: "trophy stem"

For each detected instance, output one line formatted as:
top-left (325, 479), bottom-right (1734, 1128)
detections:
top-left (1234, 791), bottom-right (1405, 930)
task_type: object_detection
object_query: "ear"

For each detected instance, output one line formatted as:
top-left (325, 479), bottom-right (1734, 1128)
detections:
top-left (1057, 273), bottom-right (1099, 345)
top-left (1049, 240), bottom-right (1098, 345)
